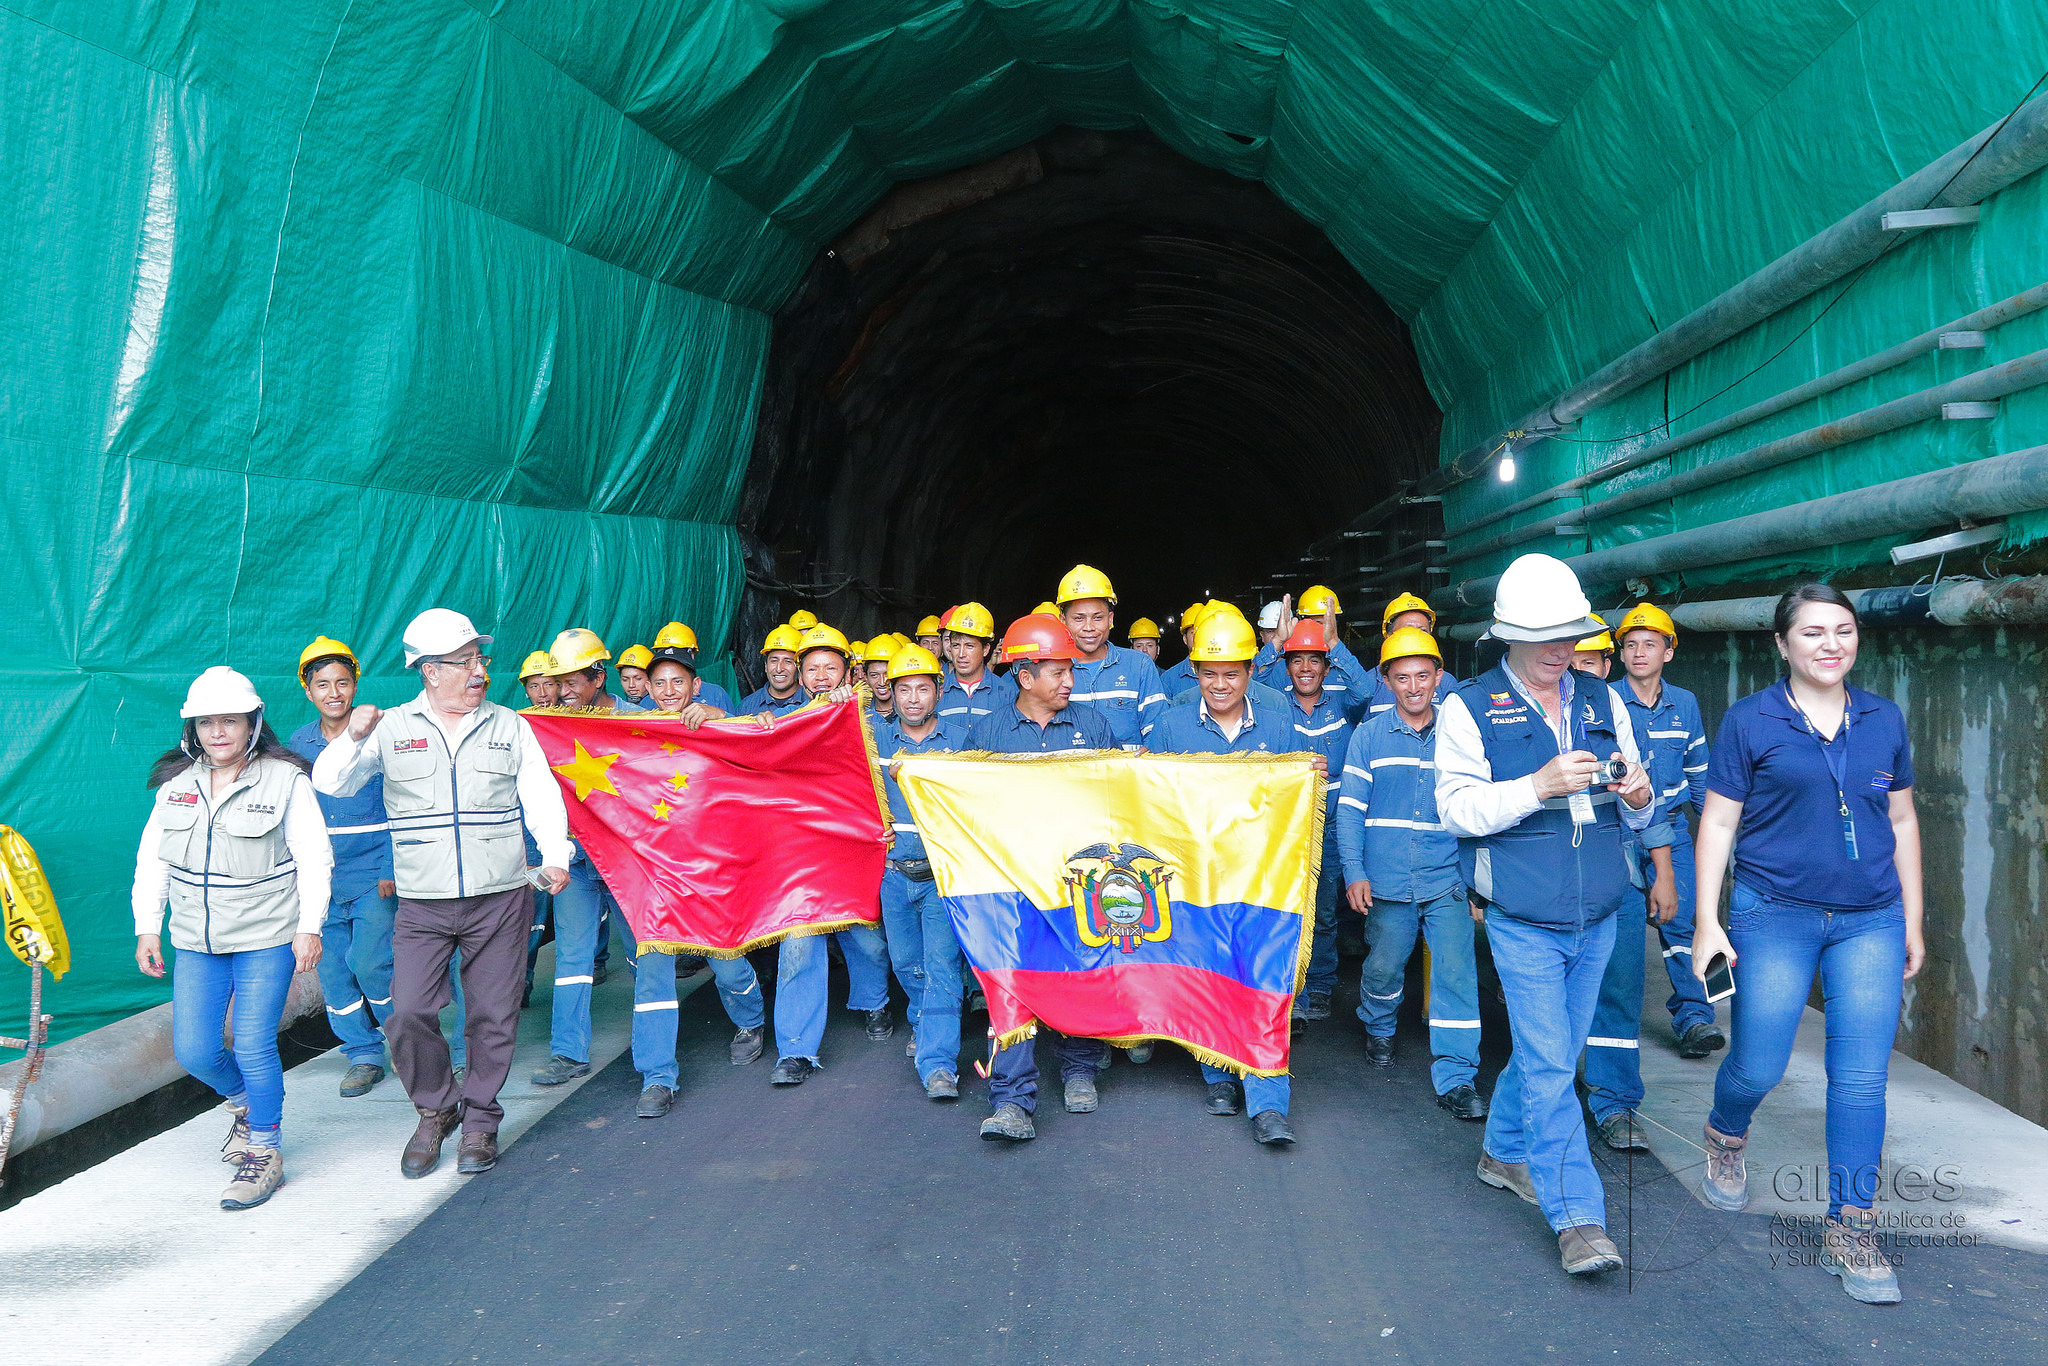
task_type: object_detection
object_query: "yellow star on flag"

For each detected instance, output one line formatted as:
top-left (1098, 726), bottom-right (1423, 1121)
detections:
top-left (552, 740), bottom-right (623, 802)
top-left (651, 800), bottom-right (673, 822)
top-left (667, 768), bottom-right (690, 793)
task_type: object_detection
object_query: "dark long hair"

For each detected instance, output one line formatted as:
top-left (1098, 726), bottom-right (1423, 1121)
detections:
top-left (1773, 582), bottom-right (1858, 639)
top-left (147, 712), bottom-right (312, 789)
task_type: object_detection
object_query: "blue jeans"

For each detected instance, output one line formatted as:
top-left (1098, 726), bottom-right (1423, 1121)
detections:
top-left (1356, 887), bottom-right (1482, 1093)
top-left (886, 872), bottom-right (969, 1082)
top-left (1709, 887), bottom-right (1905, 1217)
top-left (879, 869), bottom-right (931, 1031)
top-left (631, 951), bottom-right (768, 1089)
top-left (318, 889), bottom-right (396, 1066)
top-left (172, 942), bottom-right (297, 1142)
top-left (549, 857), bottom-right (632, 1064)
top-left (1200, 1063), bottom-right (1291, 1115)
top-left (1483, 910), bottom-right (1617, 1233)
top-left (1304, 829), bottom-right (1343, 1001)
top-left (773, 926), bottom-right (890, 1063)
top-left (988, 1032), bottom-right (1108, 1114)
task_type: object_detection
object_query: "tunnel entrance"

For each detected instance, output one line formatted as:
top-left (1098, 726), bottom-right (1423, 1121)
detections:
top-left (737, 129), bottom-right (1444, 647)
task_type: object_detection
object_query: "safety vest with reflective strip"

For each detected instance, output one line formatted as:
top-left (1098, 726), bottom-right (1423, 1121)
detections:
top-left (153, 756), bottom-right (304, 955)
top-left (377, 699), bottom-right (527, 899)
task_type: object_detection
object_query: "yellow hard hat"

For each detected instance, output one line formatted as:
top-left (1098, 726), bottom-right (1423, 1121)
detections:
top-left (545, 628), bottom-right (610, 675)
top-left (886, 643), bottom-right (944, 681)
top-left (797, 623), bottom-right (852, 658)
top-left (862, 636), bottom-right (901, 664)
top-left (891, 631), bottom-right (912, 648)
top-left (518, 650), bottom-right (557, 680)
top-left (849, 639), bottom-right (868, 659)
top-left (1378, 627), bottom-right (1443, 670)
top-left (941, 602), bottom-right (995, 639)
top-left (1128, 617), bottom-right (1161, 640)
top-left (1188, 612), bottom-right (1259, 663)
top-left (1298, 585), bottom-right (1343, 617)
top-left (652, 621), bottom-right (698, 651)
top-left (1055, 564), bottom-right (1117, 606)
top-left (618, 644), bottom-right (653, 671)
top-left (915, 615), bottom-right (941, 637)
top-left (1381, 592), bottom-right (1436, 633)
top-left (1032, 601), bottom-right (1059, 616)
top-left (298, 636), bottom-right (359, 680)
top-left (1206, 599), bottom-right (1246, 621)
top-left (788, 610), bottom-right (819, 631)
top-left (1575, 630), bottom-right (1615, 653)
top-left (1617, 602), bottom-right (1678, 642)
top-left (761, 624), bottom-right (802, 655)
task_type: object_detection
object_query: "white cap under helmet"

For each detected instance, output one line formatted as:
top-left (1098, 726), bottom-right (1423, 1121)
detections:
top-left (402, 608), bottom-right (493, 668)
top-left (1486, 554), bottom-right (1609, 644)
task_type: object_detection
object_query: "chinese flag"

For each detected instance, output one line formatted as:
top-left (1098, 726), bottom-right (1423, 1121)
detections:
top-left (525, 700), bottom-right (888, 956)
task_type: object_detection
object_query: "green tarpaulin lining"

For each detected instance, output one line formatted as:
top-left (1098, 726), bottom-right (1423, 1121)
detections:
top-left (5, 0), bottom-right (2044, 1044)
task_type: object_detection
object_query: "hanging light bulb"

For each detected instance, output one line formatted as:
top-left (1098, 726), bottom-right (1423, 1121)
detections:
top-left (1497, 453), bottom-right (1516, 482)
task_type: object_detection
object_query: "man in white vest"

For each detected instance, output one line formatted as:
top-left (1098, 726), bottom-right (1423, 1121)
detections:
top-left (314, 609), bottom-right (572, 1179)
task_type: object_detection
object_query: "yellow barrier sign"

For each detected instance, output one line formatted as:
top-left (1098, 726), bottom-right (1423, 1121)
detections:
top-left (1, 827), bottom-right (68, 980)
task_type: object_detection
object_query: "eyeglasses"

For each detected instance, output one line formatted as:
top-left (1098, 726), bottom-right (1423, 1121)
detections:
top-left (426, 653), bottom-right (491, 672)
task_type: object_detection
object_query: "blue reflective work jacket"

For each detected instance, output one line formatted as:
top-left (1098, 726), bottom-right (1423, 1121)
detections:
top-left (875, 718), bottom-right (967, 861)
top-left (1252, 637), bottom-right (1373, 720)
top-left (1618, 679), bottom-right (1709, 843)
top-left (1332, 709), bottom-right (1460, 902)
top-left (288, 722), bottom-right (395, 902)
top-left (1066, 644), bottom-right (1168, 749)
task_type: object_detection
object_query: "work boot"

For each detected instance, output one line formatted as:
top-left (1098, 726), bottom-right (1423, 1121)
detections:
top-left (1701, 1122), bottom-right (1750, 1211)
top-left (338, 1063), bottom-right (385, 1098)
top-left (769, 1057), bottom-right (814, 1086)
top-left (220, 1102), bottom-right (252, 1162)
top-left (1124, 1042), bottom-right (1154, 1064)
top-left (1251, 1111), bottom-right (1296, 1145)
top-left (1292, 994), bottom-right (1331, 1022)
top-left (530, 1054), bottom-right (590, 1086)
top-left (1436, 1084), bottom-right (1488, 1120)
top-left (1364, 1034), bottom-right (1395, 1068)
top-left (636, 1085), bottom-right (675, 1119)
top-left (456, 1131), bottom-right (498, 1175)
top-left (1559, 1225), bottom-right (1624, 1275)
top-left (906, 1035), bottom-right (917, 1058)
top-left (1477, 1150), bottom-right (1539, 1204)
top-left (1063, 1075), bottom-right (1098, 1114)
top-left (1823, 1207), bottom-right (1902, 1303)
top-left (979, 1102), bottom-right (1035, 1141)
top-left (1677, 1022), bottom-right (1727, 1059)
top-left (220, 1148), bottom-right (285, 1211)
top-left (1599, 1110), bottom-right (1650, 1151)
top-left (864, 1006), bottom-right (895, 1041)
top-left (401, 1105), bottom-right (461, 1179)
top-left (1205, 1081), bottom-right (1241, 1116)
top-left (730, 1027), bottom-right (765, 1066)
top-left (926, 1069), bottom-right (959, 1101)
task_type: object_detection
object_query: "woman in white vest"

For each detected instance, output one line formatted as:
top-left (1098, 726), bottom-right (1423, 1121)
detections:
top-left (133, 667), bottom-right (332, 1212)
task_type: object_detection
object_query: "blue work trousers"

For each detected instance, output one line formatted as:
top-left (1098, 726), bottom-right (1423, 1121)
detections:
top-left (1356, 887), bottom-right (1482, 1093)
top-left (1199, 1063), bottom-right (1292, 1116)
top-left (1304, 829), bottom-right (1343, 1001)
top-left (172, 942), bottom-right (297, 1141)
top-left (318, 889), bottom-right (396, 1066)
top-left (988, 1032), bottom-right (1108, 1114)
top-left (631, 951), bottom-right (770, 1089)
top-left (1483, 910), bottom-right (1617, 1234)
top-left (773, 926), bottom-right (891, 1064)
top-left (886, 872), bottom-right (968, 1083)
top-left (878, 869), bottom-right (931, 1031)
top-left (549, 859), bottom-right (633, 1064)
top-left (1709, 888), bottom-right (1905, 1216)
top-left (1585, 839), bottom-right (1715, 1122)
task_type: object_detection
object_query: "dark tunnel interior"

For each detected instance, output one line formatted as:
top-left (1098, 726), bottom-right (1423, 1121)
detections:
top-left (736, 129), bottom-right (1446, 652)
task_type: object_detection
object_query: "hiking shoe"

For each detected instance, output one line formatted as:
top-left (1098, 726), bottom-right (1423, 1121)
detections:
top-left (906, 1035), bottom-right (917, 1057)
top-left (979, 1102), bottom-right (1035, 1141)
top-left (1364, 1034), bottom-right (1395, 1067)
top-left (1205, 1081), bottom-right (1242, 1116)
top-left (456, 1131), bottom-right (498, 1175)
top-left (1677, 1022), bottom-right (1727, 1059)
top-left (1599, 1111), bottom-right (1649, 1151)
top-left (220, 1103), bottom-right (253, 1162)
top-left (1559, 1225), bottom-right (1623, 1275)
top-left (1251, 1110), bottom-right (1296, 1145)
top-left (401, 1105), bottom-right (461, 1179)
top-left (1124, 1042), bottom-right (1154, 1065)
top-left (339, 1063), bottom-right (385, 1098)
top-left (1293, 994), bottom-right (1331, 1022)
top-left (1436, 1084), bottom-right (1488, 1120)
top-left (769, 1057), bottom-right (814, 1086)
top-left (1701, 1122), bottom-right (1750, 1211)
top-left (926, 1070), bottom-right (959, 1101)
top-left (1823, 1208), bottom-right (1902, 1303)
top-left (530, 1054), bottom-right (590, 1087)
top-left (1477, 1150), bottom-right (1539, 1204)
top-left (1063, 1075), bottom-right (1098, 1113)
top-left (636, 1085), bottom-right (675, 1119)
top-left (863, 1006), bottom-right (896, 1041)
top-left (730, 1027), bottom-right (765, 1066)
top-left (220, 1148), bottom-right (284, 1210)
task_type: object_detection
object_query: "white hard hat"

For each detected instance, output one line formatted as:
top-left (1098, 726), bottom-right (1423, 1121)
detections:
top-left (1257, 601), bottom-right (1285, 630)
top-left (402, 608), bottom-right (493, 668)
top-left (180, 666), bottom-right (263, 718)
top-left (1486, 554), bottom-right (1608, 643)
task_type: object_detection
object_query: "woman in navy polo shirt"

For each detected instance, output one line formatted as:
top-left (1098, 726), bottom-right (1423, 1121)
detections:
top-left (1689, 584), bottom-right (1923, 1305)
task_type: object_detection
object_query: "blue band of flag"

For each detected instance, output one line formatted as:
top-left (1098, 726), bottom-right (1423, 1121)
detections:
top-left (947, 891), bottom-right (1301, 997)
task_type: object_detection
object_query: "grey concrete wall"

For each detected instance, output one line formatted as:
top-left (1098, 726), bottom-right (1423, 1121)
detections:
top-left (1668, 627), bottom-right (2047, 1126)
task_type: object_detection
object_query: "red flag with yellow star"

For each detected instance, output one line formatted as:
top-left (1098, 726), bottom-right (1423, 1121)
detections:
top-left (525, 699), bottom-right (889, 956)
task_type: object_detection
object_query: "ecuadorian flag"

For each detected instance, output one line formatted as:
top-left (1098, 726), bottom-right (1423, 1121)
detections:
top-left (896, 752), bottom-right (1322, 1076)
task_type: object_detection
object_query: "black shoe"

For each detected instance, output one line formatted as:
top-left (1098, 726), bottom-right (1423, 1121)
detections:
top-left (730, 1027), bottom-right (765, 1066)
top-left (1364, 1034), bottom-right (1395, 1068)
top-left (636, 1085), bottom-right (675, 1119)
top-left (592, 963), bottom-right (609, 986)
top-left (980, 1102), bottom-right (1035, 1141)
top-left (966, 989), bottom-right (988, 1015)
top-left (338, 1063), bottom-right (385, 1098)
top-left (1293, 994), bottom-right (1331, 1021)
top-left (530, 1054), bottom-right (590, 1086)
top-left (1251, 1110), bottom-right (1296, 1145)
top-left (926, 1070), bottom-right (959, 1101)
top-left (674, 954), bottom-right (708, 976)
top-left (770, 1057), bottom-right (814, 1086)
top-left (1205, 1081), bottom-right (1241, 1116)
top-left (1599, 1110), bottom-right (1650, 1152)
top-left (1124, 1041), bottom-right (1154, 1065)
top-left (1677, 1022), bottom-right (1727, 1059)
top-left (1436, 1084), bottom-right (1488, 1120)
top-left (864, 1006), bottom-right (895, 1041)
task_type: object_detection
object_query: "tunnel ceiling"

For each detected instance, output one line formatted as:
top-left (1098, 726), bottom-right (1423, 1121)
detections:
top-left (742, 129), bottom-right (1441, 622)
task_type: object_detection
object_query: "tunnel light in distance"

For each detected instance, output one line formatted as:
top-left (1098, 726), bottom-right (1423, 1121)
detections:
top-left (1497, 454), bottom-right (1516, 481)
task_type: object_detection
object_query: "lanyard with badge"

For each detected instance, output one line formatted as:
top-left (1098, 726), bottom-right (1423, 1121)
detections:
top-left (1786, 683), bottom-right (1858, 860)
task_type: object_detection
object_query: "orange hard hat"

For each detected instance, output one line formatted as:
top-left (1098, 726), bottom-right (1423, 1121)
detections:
top-left (1279, 621), bottom-right (1330, 655)
top-left (999, 613), bottom-right (1083, 664)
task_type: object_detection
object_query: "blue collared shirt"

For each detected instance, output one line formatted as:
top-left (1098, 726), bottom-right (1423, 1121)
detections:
top-left (1160, 656), bottom-right (1196, 698)
top-left (1145, 694), bottom-right (1297, 756)
top-left (697, 681), bottom-right (734, 712)
top-left (965, 699), bottom-right (1117, 753)
top-left (1252, 637), bottom-right (1374, 720)
top-left (737, 684), bottom-right (811, 716)
top-left (287, 722), bottom-right (394, 902)
top-left (876, 717), bottom-right (967, 860)
top-left (1366, 667), bottom-right (1460, 719)
top-left (1065, 644), bottom-right (1168, 749)
top-left (1171, 679), bottom-right (1292, 713)
top-left (1283, 689), bottom-right (1353, 820)
top-left (937, 669), bottom-right (1018, 727)
top-left (1617, 677), bottom-right (1710, 839)
top-left (1332, 708), bottom-right (1460, 902)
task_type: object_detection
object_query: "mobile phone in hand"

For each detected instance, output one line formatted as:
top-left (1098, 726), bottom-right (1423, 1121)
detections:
top-left (525, 866), bottom-right (554, 892)
top-left (1703, 951), bottom-right (1736, 1002)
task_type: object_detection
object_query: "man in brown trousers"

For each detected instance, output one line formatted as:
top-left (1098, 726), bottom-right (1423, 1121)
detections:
top-left (313, 608), bottom-right (571, 1177)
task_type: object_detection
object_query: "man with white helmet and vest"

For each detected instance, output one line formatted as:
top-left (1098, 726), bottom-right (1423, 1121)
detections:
top-left (1369, 593), bottom-right (1460, 717)
top-left (313, 609), bottom-right (572, 1179)
top-left (1055, 565), bottom-right (1167, 751)
top-left (1433, 554), bottom-right (1656, 1277)
top-left (935, 602), bottom-right (1017, 726)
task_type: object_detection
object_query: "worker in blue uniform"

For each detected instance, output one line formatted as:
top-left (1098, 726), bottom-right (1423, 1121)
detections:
top-left (1055, 564), bottom-right (1168, 751)
top-left (935, 602), bottom-right (1016, 725)
top-left (1251, 586), bottom-right (1370, 718)
top-left (738, 624), bottom-right (810, 717)
top-left (1158, 600), bottom-right (1207, 699)
top-left (1271, 619), bottom-right (1353, 1019)
top-left (1366, 592), bottom-right (1460, 717)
